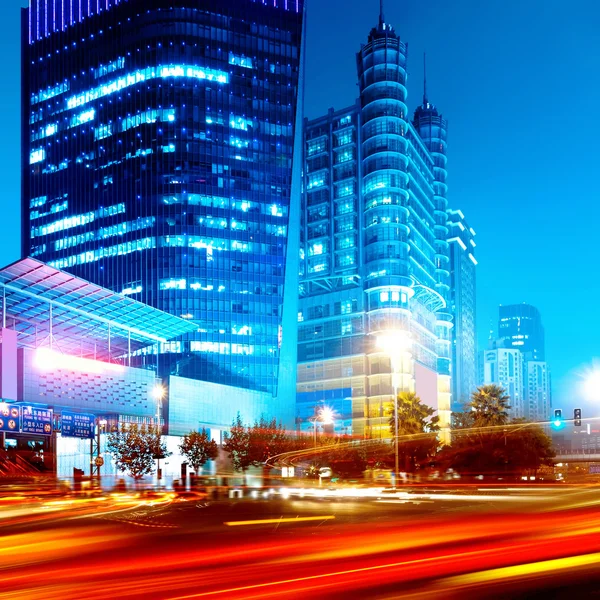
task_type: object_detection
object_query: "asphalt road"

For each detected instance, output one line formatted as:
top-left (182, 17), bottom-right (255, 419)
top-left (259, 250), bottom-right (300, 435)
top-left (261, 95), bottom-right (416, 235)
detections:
top-left (2, 485), bottom-right (600, 599)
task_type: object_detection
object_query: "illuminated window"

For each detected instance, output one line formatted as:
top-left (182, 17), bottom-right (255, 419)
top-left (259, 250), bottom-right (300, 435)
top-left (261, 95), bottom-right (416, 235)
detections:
top-left (229, 52), bottom-right (254, 69)
top-left (159, 278), bottom-right (187, 291)
top-left (336, 131), bottom-right (352, 147)
top-left (230, 115), bottom-right (253, 130)
top-left (31, 81), bottom-right (69, 105)
top-left (335, 182), bottom-right (355, 199)
top-left (307, 138), bottom-right (326, 156)
top-left (94, 124), bottom-right (112, 140)
top-left (307, 172), bottom-right (326, 190)
top-left (65, 64), bottom-right (228, 111)
top-left (30, 148), bottom-right (45, 164)
top-left (93, 57), bottom-right (125, 79)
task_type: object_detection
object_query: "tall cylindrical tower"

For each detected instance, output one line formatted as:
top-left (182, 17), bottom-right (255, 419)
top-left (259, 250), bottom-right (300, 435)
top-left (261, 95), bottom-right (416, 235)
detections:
top-left (413, 74), bottom-right (452, 438)
top-left (357, 12), bottom-right (415, 436)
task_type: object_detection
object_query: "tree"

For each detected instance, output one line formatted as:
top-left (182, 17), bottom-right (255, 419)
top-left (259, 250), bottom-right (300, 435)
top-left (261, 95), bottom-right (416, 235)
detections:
top-left (247, 416), bottom-right (289, 466)
top-left (106, 423), bottom-right (169, 480)
top-left (451, 411), bottom-right (474, 430)
top-left (222, 412), bottom-right (251, 472)
top-left (504, 421), bottom-right (556, 475)
top-left (469, 385), bottom-right (511, 428)
top-left (179, 429), bottom-right (218, 474)
top-left (387, 391), bottom-right (440, 472)
top-left (439, 418), bottom-right (556, 479)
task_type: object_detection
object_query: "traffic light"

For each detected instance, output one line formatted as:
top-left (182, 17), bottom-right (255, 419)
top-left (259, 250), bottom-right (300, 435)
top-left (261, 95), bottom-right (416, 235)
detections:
top-left (553, 409), bottom-right (563, 429)
top-left (574, 408), bottom-right (582, 427)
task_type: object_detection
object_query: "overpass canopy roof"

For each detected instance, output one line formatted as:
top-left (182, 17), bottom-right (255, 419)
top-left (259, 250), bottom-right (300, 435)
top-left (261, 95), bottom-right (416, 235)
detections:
top-left (0, 258), bottom-right (197, 362)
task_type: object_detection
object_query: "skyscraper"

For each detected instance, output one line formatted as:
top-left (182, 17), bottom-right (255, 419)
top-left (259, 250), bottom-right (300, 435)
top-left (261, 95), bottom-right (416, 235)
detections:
top-left (22, 0), bottom-right (306, 425)
top-left (297, 8), bottom-right (458, 440)
top-left (485, 304), bottom-right (551, 422)
top-left (447, 209), bottom-right (477, 409)
top-left (482, 346), bottom-right (526, 419)
top-left (498, 304), bottom-right (545, 361)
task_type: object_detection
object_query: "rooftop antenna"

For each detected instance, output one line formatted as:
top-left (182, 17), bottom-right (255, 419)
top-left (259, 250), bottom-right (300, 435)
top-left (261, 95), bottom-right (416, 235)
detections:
top-left (423, 52), bottom-right (428, 105)
top-left (379, 0), bottom-right (385, 26)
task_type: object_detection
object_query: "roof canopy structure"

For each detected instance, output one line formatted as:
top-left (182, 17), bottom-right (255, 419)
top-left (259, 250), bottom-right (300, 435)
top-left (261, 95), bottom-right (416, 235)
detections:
top-left (0, 258), bottom-right (197, 363)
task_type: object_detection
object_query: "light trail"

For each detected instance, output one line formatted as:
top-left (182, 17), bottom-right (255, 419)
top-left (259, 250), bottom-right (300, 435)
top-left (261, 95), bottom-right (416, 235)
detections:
top-left (224, 515), bottom-right (336, 526)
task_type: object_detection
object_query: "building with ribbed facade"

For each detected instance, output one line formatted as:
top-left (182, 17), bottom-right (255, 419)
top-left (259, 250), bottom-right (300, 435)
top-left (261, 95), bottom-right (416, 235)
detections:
top-left (448, 209), bottom-right (477, 410)
top-left (297, 8), bottom-right (461, 440)
top-left (21, 0), bottom-right (306, 429)
top-left (483, 304), bottom-right (551, 422)
top-left (482, 345), bottom-right (526, 419)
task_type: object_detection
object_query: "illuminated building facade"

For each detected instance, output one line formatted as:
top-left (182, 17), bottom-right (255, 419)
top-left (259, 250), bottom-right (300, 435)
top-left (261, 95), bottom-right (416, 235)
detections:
top-left (482, 346), bottom-right (526, 419)
top-left (524, 360), bottom-right (550, 422)
top-left (297, 9), bottom-right (456, 440)
top-left (21, 0), bottom-right (306, 426)
top-left (447, 209), bottom-right (477, 409)
top-left (498, 303), bottom-right (545, 361)
top-left (484, 303), bottom-right (550, 421)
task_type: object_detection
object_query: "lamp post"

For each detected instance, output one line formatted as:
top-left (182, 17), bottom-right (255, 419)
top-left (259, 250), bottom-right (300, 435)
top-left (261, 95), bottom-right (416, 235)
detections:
top-left (310, 406), bottom-right (334, 449)
top-left (153, 383), bottom-right (166, 481)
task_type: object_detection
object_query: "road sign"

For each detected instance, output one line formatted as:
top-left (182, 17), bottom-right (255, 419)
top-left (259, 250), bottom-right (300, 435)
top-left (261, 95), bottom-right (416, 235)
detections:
top-left (21, 406), bottom-right (53, 436)
top-left (94, 456), bottom-right (104, 467)
top-left (62, 412), bottom-right (95, 439)
top-left (0, 404), bottom-right (20, 433)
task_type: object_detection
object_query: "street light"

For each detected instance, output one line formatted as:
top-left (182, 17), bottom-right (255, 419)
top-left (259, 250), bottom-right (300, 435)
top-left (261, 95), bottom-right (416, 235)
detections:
top-left (310, 406), bottom-right (334, 448)
top-left (583, 368), bottom-right (600, 402)
top-left (377, 330), bottom-right (412, 487)
top-left (152, 383), bottom-right (166, 481)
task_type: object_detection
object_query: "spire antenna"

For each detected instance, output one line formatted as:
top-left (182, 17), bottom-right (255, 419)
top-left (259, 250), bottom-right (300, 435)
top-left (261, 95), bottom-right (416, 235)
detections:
top-left (423, 52), bottom-right (428, 105)
top-left (379, 0), bottom-right (385, 25)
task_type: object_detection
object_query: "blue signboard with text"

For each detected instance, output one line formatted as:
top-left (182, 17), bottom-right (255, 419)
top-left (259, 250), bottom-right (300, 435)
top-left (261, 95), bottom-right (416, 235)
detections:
top-left (0, 404), bottom-right (21, 433)
top-left (61, 412), bottom-right (95, 439)
top-left (22, 406), bottom-right (53, 436)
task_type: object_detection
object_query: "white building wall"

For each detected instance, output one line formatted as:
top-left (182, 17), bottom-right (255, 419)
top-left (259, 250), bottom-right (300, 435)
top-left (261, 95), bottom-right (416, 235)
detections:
top-left (525, 361), bottom-right (550, 422)
top-left (167, 375), bottom-right (272, 436)
top-left (483, 348), bottom-right (525, 419)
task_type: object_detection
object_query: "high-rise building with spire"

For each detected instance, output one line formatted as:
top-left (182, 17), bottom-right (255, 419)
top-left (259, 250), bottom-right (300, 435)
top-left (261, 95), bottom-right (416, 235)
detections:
top-left (297, 3), bottom-right (472, 441)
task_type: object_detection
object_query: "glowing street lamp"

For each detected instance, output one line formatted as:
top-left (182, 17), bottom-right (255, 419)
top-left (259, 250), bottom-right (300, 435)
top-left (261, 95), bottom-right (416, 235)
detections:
top-left (583, 369), bottom-right (600, 402)
top-left (310, 406), bottom-right (334, 448)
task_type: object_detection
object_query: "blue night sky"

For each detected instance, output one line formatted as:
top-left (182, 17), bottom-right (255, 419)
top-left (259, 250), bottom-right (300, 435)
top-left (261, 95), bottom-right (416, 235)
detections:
top-left (2, 0), bottom-right (599, 412)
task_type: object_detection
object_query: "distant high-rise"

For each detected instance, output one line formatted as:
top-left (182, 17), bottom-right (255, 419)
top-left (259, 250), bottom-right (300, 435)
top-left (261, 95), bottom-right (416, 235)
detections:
top-left (498, 304), bottom-right (545, 361)
top-left (486, 304), bottom-right (550, 421)
top-left (482, 346), bottom-right (526, 419)
top-left (524, 360), bottom-right (550, 421)
top-left (22, 0), bottom-right (306, 425)
top-left (297, 8), bottom-right (460, 440)
top-left (447, 209), bottom-right (477, 409)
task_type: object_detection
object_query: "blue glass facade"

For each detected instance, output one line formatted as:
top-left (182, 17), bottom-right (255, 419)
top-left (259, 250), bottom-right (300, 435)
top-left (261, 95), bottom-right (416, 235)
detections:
top-left (447, 209), bottom-right (477, 409)
top-left (22, 1), bottom-right (305, 418)
top-left (498, 304), bottom-right (545, 361)
top-left (297, 13), bottom-right (460, 440)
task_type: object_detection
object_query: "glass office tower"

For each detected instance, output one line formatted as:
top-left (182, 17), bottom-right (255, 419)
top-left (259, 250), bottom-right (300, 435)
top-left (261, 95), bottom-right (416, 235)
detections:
top-left (498, 303), bottom-right (545, 361)
top-left (447, 209), bottom-right (477, 409)
top-left (297, 11), bottom-right (457, 440)
top-left (22, 0), bottom-right (305, 422)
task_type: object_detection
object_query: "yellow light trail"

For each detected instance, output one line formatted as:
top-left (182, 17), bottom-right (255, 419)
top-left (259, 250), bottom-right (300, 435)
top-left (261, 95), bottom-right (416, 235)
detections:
top-left (440, 551), bottom-right (600, 587)
top-left (223, 515), bottom-right (336, 526)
